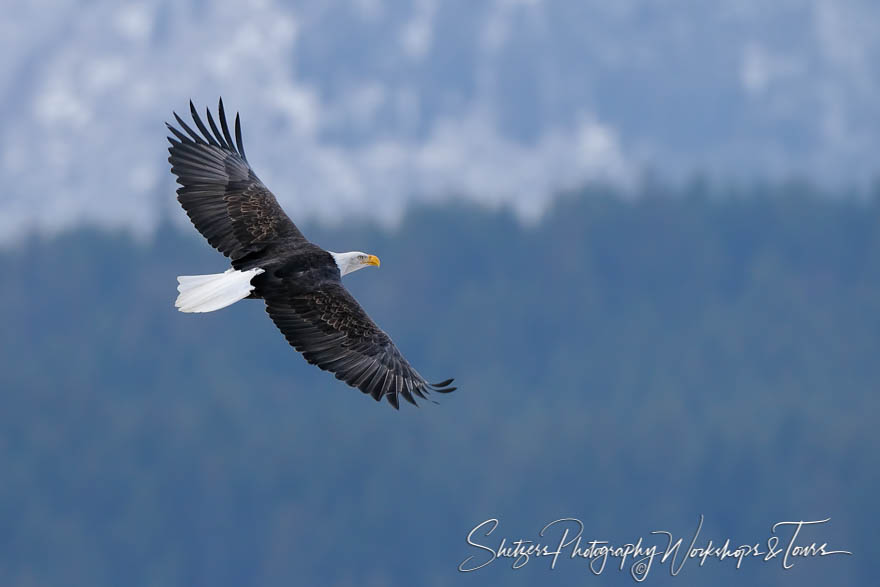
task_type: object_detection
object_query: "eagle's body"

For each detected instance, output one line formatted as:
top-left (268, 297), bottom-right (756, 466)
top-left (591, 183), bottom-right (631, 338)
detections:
top-left (166, 99), bottom-right (455, 409)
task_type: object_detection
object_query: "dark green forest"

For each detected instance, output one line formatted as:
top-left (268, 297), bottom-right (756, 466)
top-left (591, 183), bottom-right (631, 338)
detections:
top-left (1, 184), bottom-right (877, 586)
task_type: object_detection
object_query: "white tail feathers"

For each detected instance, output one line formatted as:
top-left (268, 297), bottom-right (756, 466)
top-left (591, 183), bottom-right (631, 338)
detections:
top-left (175, 268), bottom-right (265, 313)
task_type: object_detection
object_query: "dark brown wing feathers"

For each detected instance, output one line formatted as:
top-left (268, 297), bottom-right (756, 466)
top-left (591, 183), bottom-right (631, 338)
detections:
top-left (167, 99), bottom-right (306, 264)
top-left (262, 280), bottom-right (456, 408)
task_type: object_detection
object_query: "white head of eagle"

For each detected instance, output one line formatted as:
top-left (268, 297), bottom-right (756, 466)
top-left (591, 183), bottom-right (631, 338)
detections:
top-left (329, 251), bottom-right (381, 276)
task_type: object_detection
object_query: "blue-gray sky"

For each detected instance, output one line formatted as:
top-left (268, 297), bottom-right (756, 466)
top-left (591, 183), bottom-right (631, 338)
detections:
top-left (2, 0), bottom-right (879, 239)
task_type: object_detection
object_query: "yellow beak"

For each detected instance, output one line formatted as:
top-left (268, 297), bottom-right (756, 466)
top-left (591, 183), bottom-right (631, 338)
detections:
top-left (366, 254), bottom-right (381, 267)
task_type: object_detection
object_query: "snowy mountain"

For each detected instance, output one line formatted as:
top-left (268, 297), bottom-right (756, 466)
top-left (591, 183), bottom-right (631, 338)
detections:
top-left (2, 0), bottom-right (879, 239)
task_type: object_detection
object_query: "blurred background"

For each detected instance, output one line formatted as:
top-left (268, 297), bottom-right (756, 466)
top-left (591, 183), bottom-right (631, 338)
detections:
top-left (1, 1), bottom-right (878, 585)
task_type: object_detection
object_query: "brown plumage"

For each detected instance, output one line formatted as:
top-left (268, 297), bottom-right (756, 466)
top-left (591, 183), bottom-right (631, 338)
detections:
top-left (167, 99), bottom-right (455, 409)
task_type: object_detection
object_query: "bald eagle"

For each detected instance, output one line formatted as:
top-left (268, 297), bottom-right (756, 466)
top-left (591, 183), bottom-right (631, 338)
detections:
top-left (166, 99), bottom-right (455, 409)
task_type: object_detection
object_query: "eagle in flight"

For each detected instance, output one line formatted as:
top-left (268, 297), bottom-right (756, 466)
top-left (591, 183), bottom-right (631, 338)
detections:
top-left (166, 99), bottom-right (455, 409)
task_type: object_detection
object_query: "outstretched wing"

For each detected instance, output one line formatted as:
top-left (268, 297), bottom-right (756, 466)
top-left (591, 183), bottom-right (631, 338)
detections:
top-left (166, 99), bottom-right (307, 264)
top-left (262, 281), bottom-right (456, 409)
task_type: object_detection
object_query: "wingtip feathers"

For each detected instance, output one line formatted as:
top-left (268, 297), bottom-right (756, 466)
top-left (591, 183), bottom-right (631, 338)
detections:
top-left (166, 98), bottom-right (245, 159)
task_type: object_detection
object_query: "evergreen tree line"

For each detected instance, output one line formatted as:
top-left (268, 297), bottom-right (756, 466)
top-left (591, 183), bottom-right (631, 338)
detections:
top-left (0, 184), bottom-right (876, 586)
